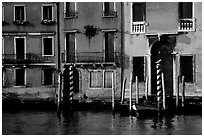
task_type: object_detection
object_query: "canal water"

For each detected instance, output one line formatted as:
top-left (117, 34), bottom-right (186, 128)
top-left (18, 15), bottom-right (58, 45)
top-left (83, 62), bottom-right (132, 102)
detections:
top-left (2, 109), bottom-right (202, 135)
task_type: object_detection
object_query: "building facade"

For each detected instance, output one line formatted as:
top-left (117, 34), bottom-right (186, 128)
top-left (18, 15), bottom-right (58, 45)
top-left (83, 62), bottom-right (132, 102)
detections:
top-left (123, 2), bottom-right (202, 97)
top-left (2, 2), bottom-right (59, 97)
top-left (2, 2), bottom-right (202, 104)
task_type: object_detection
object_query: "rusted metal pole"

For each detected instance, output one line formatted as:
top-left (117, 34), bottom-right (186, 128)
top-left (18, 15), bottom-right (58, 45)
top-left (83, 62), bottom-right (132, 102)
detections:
top-left (161, 73), bottom-right (166, 110)
top-left (176, 76), bottom-right (179, 109)
top-left (112, 72), bottom-right (115, 112)
top-left (121, 78), bottom-right (127, 104)
top-left (129, 73), bottom-right (132, 113)
top-left (135, 76), bottom-right (139, 104)
top-left (181, 76), bottom-right (185, 108)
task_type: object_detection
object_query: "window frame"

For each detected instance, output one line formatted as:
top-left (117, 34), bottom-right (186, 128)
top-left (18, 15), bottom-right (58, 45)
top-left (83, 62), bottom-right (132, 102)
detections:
top-left (64, 2), bottom-right (77, 18)
top-left (14, 68), bottom-right (26, 87)
top-left (178, 2), bottom-right (195, 32)
top-left (103, 30), bottom-right (116, 62)
top-left (42, 36), bottom-right (54, 56)
top-left (132, 56), bottom-right (146, 82)
top-left (41, 4), bottom-right (54, 21)
top-left (42, 68), bottom-right (54, 86)
top-left (14, 5), bottom-right (26, 21)
top-left (104, 70), bottom-right (114, 89)
top-left (64, 32), bottom-right (76, 62)
top-left (179, 54), bottom-right (195, 84)
top-left (2, 5), bottom-right (4, 22)
top-left (14, 37), bottom-right (26, 60)
top-left (130, 2), bottom-right (146, 34)
top-left (89, 70), bottom-right (103, 89)
top-left (102, 2), bottom-right (117, 17)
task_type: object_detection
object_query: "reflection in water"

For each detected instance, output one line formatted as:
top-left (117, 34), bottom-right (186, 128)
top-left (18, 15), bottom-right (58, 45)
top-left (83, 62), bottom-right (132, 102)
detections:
top-left (2, 110), bottom-right (202, 135)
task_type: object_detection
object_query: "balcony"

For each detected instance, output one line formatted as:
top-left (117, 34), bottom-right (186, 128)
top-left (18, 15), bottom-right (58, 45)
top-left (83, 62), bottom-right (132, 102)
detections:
top-left (2, 53), bottom-right (55, 64)
top-left (132, 21), bottom-right (146, 34)
top-left (62, 52), bottom-right (125, 66)
top-left (178, 18), bottom-right (195, 32)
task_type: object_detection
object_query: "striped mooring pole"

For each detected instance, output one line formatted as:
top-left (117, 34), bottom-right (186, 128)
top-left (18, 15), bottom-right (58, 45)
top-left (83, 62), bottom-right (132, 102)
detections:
top-left (156, 59), bottom-right (162, 113)
top-left (69, 65), bottom-right (74, 110)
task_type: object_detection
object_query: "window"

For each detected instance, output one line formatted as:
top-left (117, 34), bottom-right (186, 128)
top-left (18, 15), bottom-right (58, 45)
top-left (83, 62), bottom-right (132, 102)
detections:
top-left (90, 71), bottom-right (102, 88)
top-left (103, 2), bottom-right (116, 17)
top-left (15, 37), bottom-right (25, 60)
top-left (133, 56), bottom-right (145, 82)
top-left (64, 2), bottom-right (77, 18)
top-left (42, 5), bottom-right (53, 21)
top-left (65, 33), bottom-right (75, 62)
top-left (14, 5), bottom-right (26, 21)
top-left (105, 32), bottom-right (114, 62)
top-left (131, 3), bottom-right (146, 33)
top-left (179, 2), bottom-right (193, 19)
top-left (42, 37), bottom-right (54, 56)
top-left (15, 69), bottom-right (25, 86)
top-left (178, 2), bottom-right (194, 31)
top-left (104, 71), bottom-right (113, 88)
top-left (43, 69), bottom-right (53, 86)
top-left (180, 55), bottom-right (194, 83)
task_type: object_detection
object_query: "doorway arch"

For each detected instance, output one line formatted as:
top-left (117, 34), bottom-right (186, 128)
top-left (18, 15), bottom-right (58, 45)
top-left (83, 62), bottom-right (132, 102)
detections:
top-left (150, 36), bottom-right (174, 96)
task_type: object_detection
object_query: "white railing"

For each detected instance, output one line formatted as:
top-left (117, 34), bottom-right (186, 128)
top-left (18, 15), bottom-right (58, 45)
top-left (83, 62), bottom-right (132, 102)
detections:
top-left (178, 18), bottom-right (195, 32)
top-left (132, 21), bottom-right (146, 34)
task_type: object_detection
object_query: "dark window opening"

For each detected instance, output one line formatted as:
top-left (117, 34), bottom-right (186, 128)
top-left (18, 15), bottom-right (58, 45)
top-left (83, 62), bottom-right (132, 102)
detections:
top-left (104, 2), bottom-right (115, 16)
top-left (105, 32), bottom-right (114, 62)
top-left (43, 38), bottom-right (53, 56)
top-left (16, 38), bottom-right (25, 60)
top-left (16, 69), bottom-right (25, 86)
top-left (66, 33), bottom-right (75, 62)
top-left (180, 56), bottom-right (194, 83)
top-left (43, 6), bottom-right (52, 20)
top-left (44, 69), bottom-right (53, 86)
top-left (104, 71), bottom-right (113, 88)
top-left (133, 56), bottom-right (145, 82)
top-left (179, 2), bottom-right (192, 19)
top-left (15, 6), bottom-right (25, 21)
top-left (132, 3), bottom-right (145, 22)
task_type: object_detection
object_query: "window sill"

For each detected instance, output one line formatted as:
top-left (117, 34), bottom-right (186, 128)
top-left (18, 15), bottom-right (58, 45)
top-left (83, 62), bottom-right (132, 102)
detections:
top-left (14, 86), bottom-right (26, 88)
top-left (13, 20), bottom-right (28, 25)
top-left (102, 15), bottom-right (117, 18)
top-left (42, 55), bottom-right (54, 57)
top-left (41, 20), bottom-right (55, 25)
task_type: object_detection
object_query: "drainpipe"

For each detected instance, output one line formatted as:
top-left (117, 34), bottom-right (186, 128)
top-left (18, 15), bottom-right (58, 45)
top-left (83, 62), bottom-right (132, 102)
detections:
top-left (120, 2), bottom-right (124, 98)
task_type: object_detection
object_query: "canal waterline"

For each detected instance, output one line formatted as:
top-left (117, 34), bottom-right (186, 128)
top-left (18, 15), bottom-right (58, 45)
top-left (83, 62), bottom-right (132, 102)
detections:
top-left (2, 109), bottom-right (202, 135)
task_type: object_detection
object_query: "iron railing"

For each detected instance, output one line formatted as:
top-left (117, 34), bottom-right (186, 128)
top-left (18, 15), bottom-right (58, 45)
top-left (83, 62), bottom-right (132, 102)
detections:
top-left (132, 21), bottom-right (146, 33)
top-left (62, 51), bottom-right (127, 64)
top-left (2, 53), bottom-right (55, 64)
top-left (64, 11), bottom-right (78, 18)
top-left (178, 18), bottom-right (195, 31)
top-left (102, 11), bottom-right (117, 17)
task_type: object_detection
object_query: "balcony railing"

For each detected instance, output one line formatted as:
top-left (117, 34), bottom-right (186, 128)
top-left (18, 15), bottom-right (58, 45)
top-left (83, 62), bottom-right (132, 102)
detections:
top-left (178, 18), bottom-right (195, 32)
top-left (62, 52), bottom-right (125, 64)
top-left (2, 53), bottom-right (55, 64)
top-left (132, 21), bottom-right (146, 34)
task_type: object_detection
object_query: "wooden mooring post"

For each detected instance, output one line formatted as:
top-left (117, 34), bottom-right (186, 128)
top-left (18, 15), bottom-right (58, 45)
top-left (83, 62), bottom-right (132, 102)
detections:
top-left (181, 76), bottom-right (185, 108)
top-left (145, 76), bottom-right (148, 102)
top-left (57, 72), bottom-right (62, 112)
top-left (135, 76), bottom-right (139, 104)
top-left (161, 73), bottom-right (166, 110)
top-left (176, 76), bottom-right (179, 109)
top-left (129, 73), bottom-right (132, 113)
top-left (121, 78), bottom-right (127, 104)
top-left (112, 72), bottom-right (115, 113)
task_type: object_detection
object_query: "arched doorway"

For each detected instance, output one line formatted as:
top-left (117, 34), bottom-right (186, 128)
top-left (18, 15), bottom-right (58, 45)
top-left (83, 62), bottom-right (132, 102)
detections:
top-left (150, 37), bottom-right (174, 96)
top-left (63, 66), bottom-right (79, 103)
